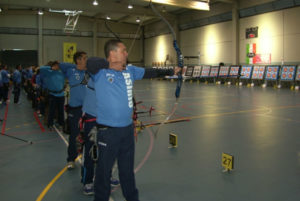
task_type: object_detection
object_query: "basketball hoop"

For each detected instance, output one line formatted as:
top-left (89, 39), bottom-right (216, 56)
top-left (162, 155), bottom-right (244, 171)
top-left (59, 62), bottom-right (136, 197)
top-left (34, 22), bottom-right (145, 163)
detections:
top-left (49, 9), bottom-right (82, 34)
top-left (64, 11), bottom-right (82, 34)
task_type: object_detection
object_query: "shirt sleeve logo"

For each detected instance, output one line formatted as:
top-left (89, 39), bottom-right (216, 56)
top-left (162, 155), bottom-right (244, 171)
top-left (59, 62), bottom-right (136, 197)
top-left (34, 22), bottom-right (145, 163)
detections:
top-left (122, 72), bottom-right (133, 108)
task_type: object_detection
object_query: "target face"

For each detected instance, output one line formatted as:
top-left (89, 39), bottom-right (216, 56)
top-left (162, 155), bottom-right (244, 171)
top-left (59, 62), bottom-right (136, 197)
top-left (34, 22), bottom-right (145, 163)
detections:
top-left (192, 66), bottom-right (202, 78)
top-left (265, 66), bottom-right (279, 80)
top-left (295, 66), bottom-right (300, 81)
top-left (251, 66), bottom-right (265, 80)
top-left (280, 66), bottom-right (296, 81)
top-left (240, 66), bottom-right (253, 79)
top-left (229, 66), bottom-right (240, 77)
top-left (209, 67), bottom-right (219, 77)
top-left (200, 66), bottom-right (211, 78)
top-left (219, 66), bottom-right (230, 77)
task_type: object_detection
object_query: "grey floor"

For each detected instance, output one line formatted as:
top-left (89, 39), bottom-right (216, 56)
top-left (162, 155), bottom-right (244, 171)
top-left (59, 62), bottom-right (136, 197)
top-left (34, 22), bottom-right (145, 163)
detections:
top-left (0, 80), bottom-right (299, 201)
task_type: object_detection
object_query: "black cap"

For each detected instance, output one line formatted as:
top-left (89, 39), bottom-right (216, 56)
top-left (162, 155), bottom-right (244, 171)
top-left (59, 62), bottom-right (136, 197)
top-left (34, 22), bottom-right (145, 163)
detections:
top-left (87, 57), bottom-right (109, 74)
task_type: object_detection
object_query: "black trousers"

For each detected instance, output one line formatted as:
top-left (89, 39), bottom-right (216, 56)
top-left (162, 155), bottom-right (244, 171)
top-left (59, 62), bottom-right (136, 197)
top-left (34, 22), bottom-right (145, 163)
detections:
top-left (94, 123), bottom-right (139, 201)
top-left (47, 94), bottom-right (65, 127)
top-left (13, 83), bottom-right (21, 103)
top-left (67, 106), bottom-right (82, 162)
top-left (2, 83), bottom-right (9, 102)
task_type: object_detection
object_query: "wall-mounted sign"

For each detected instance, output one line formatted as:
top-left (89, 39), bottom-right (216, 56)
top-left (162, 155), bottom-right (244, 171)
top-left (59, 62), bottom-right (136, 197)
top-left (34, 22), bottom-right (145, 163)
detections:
top-left (63, 42), bottom-right (77, 63)
top-left (246, 26), bottom-right (258, 39)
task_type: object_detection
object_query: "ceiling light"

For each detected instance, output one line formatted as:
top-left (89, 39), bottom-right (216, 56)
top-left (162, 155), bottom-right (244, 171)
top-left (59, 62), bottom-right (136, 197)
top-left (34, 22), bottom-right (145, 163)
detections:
top-left (93, 0), bottom-right (98, 6)
top-left (136, 17), bottom-right (140, 23)
top-left (128, 4), bottom-right (133, 9)
top-left (106, 16), bottom-right (111, 20)
top-left (38, 10), bottom-right (44, 15)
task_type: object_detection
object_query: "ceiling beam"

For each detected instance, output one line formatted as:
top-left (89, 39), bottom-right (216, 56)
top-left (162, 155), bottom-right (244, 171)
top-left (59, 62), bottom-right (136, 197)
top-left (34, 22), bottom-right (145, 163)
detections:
top-left (214, 0), bottom-right (233, 3)
top-left (117, 15), bottom-right (132, 23)
top-left (139, 0), bottom-right (210, 10)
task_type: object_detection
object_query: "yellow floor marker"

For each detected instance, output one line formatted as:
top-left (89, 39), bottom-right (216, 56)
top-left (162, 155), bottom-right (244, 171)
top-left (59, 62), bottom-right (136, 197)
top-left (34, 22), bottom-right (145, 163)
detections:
top-left (169, 132), bottom-right (178, 148)
top-left (222, 152), bottom-right (234, 172)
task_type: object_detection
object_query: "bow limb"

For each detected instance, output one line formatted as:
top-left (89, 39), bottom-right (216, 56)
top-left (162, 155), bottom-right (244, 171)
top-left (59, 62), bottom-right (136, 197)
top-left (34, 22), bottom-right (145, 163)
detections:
top-left (150, 2), bottom-right (184, 136)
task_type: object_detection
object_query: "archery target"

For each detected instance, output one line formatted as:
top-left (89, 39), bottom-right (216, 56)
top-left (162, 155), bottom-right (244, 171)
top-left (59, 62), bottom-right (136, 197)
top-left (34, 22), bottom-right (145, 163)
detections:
top-left (295, 66), bottom-right (300, 81)
top-left (280, 66), bottom-right (296, 81)
top-left (219, 66), bottom-right (230, 77)
top-left (185, 66), bottom-right (194, 77)
top-left (240, 66), bottom-right (253, 79)
top-left (209, 66), bottom-right (219, 77)
top-left (251, 66), bottom-right (265, 80)
top-left (200, 66), bottom-right (211, 78)
top-left (192, 66), bottom-right (202, 78)
top-left (229, 66), bottom-right (240, 77)
top-left (265, 66), bottom-right (279, 80)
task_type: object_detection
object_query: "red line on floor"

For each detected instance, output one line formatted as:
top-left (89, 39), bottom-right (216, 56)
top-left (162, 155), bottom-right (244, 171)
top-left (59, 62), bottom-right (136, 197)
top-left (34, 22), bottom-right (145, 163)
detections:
top-left (1, 91), bottom-right (11, 134)
top-left (34, 112), bottom-right (45, 132)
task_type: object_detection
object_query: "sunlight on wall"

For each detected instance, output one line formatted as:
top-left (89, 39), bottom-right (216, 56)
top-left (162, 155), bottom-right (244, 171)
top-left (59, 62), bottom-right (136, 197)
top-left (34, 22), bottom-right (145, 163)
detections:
top-left (156, 36), bottom-right (167, 61)
top-left (259, 28), bottom-right (272, 54)
top-left (257, 14), bottom-right (277, 55)
top-left (204, 26), bottom-right (219, 63)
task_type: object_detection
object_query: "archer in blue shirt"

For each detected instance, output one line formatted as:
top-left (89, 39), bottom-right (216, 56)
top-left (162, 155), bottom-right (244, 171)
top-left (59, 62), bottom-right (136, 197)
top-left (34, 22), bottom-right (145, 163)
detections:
top-left (81, 57), bottom-right (109, 191)
top-left (87, 40), bottom-right (179, 201)
top-left (59, 51), bottom-right (88, 169)
top-left (12, 64), bottom-right (22, 104)
top-left (88, 40), bottom-right (143, 201)
top-left (39, 61), bottom-right (65, 130)
top-left (1, 65), bottom-right (10, 103)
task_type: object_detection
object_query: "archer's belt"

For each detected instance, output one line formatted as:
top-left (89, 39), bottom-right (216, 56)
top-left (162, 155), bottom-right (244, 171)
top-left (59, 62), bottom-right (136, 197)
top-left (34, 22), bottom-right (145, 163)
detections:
top-left (96, 124), bottom-right (111, 130)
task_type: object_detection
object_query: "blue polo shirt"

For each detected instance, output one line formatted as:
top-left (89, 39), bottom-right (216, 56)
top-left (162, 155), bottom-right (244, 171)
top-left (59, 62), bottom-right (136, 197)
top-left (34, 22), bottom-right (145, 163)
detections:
top-left (93, 65), bottom-right (145, 127)
top-left (1, 70), bottom-right (9, 83)
top-left (59, 63), bottom-right (86, 107)
top-left (27, 68), bottom-right (33, 79)
top-left (12, 70), bottom-right (21, 84)
top-left (82, 79), bottom-right (96, 117)
top-left (39, 66), bottom-right (65, 97)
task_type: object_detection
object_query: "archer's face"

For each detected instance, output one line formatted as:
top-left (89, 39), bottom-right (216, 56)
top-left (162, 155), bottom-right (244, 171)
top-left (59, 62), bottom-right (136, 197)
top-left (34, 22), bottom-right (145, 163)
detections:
top-left (113, 43), bottom-right (128, 67)
top-left (52, 64), bottom-right (59, 71)
top-left (77, 54), bottom-right (88, 68)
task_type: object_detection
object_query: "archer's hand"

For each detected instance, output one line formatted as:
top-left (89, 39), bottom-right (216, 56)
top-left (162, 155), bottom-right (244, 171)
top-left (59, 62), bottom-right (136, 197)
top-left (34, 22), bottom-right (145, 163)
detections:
top-left (174, 67), bottom-right (182, 75)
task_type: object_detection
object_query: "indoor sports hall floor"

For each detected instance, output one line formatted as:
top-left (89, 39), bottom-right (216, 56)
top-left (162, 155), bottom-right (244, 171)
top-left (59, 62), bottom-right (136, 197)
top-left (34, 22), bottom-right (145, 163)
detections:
top-left (0, 79), bottom-right (299, 201)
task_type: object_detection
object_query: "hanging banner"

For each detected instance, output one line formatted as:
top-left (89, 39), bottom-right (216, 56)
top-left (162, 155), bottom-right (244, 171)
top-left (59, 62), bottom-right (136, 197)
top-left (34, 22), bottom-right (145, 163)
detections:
top-left (63, 42), bottom-right (77, 63)
top-left (246, 43), bottom-right (256, 64)
top-left (246, 43), bottom-right (271, 64)
top-left (255, 54), bottom-right (271, 64)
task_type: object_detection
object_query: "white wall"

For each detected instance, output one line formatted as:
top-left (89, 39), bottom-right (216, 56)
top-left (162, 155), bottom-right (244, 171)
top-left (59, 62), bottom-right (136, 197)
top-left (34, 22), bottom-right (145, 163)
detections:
top-left (180, 21), bottom-right (233, 65)
top-left (240, 6), bottom-right (300, 64)
top-left (144, 6), bottom-right (300, 67)
top-left (144, 34), bottom-right (176, 67)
